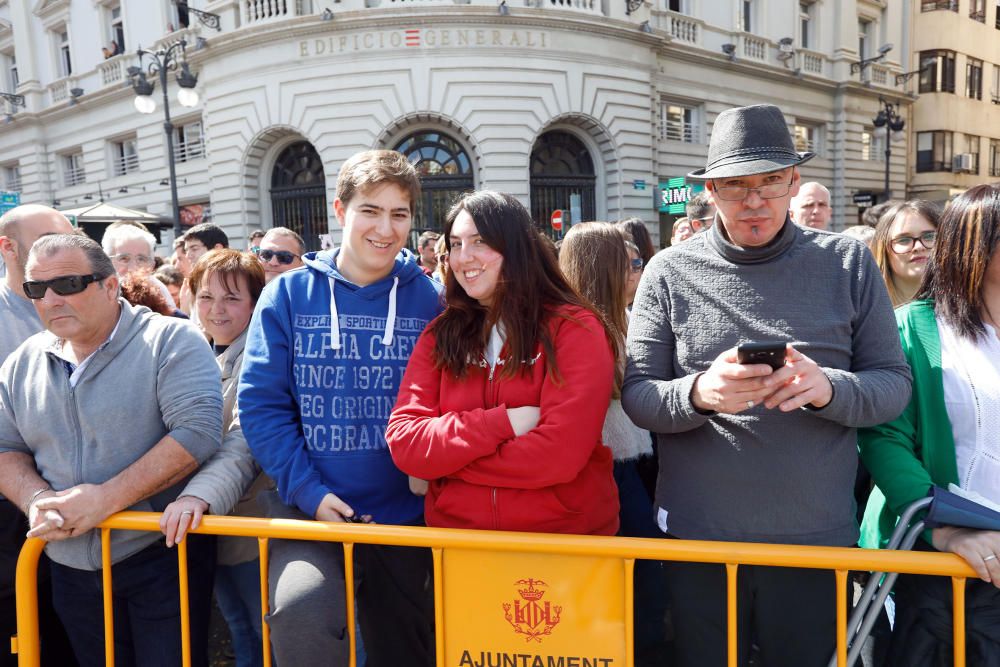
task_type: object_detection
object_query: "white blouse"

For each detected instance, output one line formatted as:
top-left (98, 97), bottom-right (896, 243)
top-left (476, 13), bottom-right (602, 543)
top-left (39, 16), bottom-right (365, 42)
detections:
top-left (937, 315), bottom-right (1000, 504)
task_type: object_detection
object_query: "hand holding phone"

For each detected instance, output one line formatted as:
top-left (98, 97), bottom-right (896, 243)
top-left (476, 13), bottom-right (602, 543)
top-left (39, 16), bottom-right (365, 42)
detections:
top-left (737, 341), bottom-right (788, 371)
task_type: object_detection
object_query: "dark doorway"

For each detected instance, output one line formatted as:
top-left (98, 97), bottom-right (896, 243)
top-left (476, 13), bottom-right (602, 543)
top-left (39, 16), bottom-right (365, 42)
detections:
top-left (394, 131), bottom-right (475, 246)
top-left (530, 130), bottom-right (597, 237)
top-left (270, 141), bottom-right (328, 252)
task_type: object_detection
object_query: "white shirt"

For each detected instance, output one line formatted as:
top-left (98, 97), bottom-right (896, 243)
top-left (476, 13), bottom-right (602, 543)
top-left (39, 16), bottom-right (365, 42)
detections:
top-left (938, 315), bottom-right (1000, 504)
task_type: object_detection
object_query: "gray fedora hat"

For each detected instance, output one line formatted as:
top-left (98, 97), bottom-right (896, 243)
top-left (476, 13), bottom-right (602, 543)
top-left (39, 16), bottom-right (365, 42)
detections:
top-left (687, 104), bottom-right (814, 180)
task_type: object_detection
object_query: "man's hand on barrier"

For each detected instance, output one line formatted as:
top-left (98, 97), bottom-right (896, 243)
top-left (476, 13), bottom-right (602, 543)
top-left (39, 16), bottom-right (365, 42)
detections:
top-left (160, 495), bottom-right (210, 547)
top-left (691, 347), bottom-right (777, 414)
top-left (32, 484), bottom-right (112, 539)
top-left (933, 526), bottom-right (1000, 588)
top-left (26, 490), bottom-right (68, 541)
top-left (315, 491), bottom-right (357, 523)
top-left (760, 346), bottom-right (833, 411)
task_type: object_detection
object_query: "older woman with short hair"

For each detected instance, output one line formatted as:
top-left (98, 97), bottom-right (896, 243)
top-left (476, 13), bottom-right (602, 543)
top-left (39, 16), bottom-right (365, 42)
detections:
top-left (160, 248), bottom-right (270, 667)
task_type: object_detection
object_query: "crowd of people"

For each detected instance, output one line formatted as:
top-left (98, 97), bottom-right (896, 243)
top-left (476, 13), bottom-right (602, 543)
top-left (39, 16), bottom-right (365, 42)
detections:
top-left (0, 103), bottom-right (998, 667)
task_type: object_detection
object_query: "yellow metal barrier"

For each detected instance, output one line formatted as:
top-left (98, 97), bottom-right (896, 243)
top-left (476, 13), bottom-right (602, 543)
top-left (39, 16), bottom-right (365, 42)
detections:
top-left (13, 512), bottom-right (979, 667)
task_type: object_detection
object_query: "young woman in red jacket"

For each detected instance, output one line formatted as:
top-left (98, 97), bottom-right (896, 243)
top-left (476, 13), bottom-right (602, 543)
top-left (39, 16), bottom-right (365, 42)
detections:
top-left (386, 190), bottom-right (619, 536)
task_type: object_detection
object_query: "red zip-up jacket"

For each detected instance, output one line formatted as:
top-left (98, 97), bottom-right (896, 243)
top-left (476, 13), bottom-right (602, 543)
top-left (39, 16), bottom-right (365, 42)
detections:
top-left (386, 305), bottom-right (619, 536)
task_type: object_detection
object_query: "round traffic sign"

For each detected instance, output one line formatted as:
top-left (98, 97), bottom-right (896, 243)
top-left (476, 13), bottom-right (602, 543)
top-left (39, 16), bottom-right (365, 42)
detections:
top-left (551, 210), bottom-right (563, 231)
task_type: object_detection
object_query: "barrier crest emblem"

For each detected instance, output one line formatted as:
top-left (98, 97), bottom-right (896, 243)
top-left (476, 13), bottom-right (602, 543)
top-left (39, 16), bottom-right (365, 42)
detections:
top-left (502, 578), bottom-right (562, 642)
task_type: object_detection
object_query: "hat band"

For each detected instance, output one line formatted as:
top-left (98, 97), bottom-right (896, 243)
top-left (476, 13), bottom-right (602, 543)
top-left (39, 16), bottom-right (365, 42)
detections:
top-left (705, 148), bottom-right (801, 171)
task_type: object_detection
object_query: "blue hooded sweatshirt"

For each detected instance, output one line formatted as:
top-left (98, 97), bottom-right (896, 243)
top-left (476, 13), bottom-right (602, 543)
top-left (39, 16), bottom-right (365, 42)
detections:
top-left (238, 248), bottom-right (443, 524)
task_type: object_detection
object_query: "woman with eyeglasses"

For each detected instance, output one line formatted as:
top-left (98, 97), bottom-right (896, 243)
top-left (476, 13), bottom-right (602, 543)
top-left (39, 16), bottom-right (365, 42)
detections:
top-left (386, 191), bottom-right (620, 537)
top-left (871, 200), bottom-right (940, 308)
top-left (859, 184), bottom-right (1000, 665)
top-left (558, 222), bottom-right (666, 660)
top-left (255, 227), bottom-right (305, 283)
top-left (623, 239), bottom-right (644, 312)
top-left (102, 221), bottom-right (183, 315)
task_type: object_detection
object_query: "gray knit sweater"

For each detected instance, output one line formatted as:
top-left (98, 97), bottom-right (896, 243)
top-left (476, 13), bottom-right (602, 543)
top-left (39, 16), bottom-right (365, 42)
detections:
top-left (621, 219), bottom-right (911, 546)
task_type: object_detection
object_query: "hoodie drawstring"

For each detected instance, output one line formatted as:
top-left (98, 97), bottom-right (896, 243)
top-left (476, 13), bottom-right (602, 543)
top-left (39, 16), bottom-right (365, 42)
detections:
top-left (382, 277), bottom-right (399, 346)
top-left (327, 275), bottom-right (399, 350)
top-left (328, 277), bottom-right (342, 350)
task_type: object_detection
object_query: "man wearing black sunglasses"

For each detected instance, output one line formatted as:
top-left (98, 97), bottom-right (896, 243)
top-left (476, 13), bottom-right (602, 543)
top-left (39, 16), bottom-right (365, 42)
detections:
top-left (256, 227), bottom-right (305, 283)
top-left (0, 233), bottom-right (223, 666)
top-left (0, 205), bottom-right (77, 667)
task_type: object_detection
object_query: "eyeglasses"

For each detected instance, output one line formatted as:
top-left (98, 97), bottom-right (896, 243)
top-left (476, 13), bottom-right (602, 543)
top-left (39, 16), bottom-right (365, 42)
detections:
top-left (629, 257), bottom-right (644, 274)
top-left (695, 216), bottom-right (714, 229)
top-left (712, 178), bottom-right (795, 201)
top-left (23, 273), bottom-right (109, 300)
top-left (110, 253), bottom-right (154, 268)
top-left (249, 246), bottom-right (261, 255)
top-left (256, 249), bottom-right (300, 265)
top-left (889, 231), bottom-right (936, 254)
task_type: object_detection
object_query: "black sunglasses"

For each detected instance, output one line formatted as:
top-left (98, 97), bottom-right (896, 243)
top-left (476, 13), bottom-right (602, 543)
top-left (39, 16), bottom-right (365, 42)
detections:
top-left (257, 249), bottom-right (299, 265)
top-left (23, 274), bottom-right (109, 300)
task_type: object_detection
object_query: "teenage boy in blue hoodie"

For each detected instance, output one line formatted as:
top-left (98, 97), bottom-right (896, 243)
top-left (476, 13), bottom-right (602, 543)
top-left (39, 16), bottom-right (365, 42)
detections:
top-left (238, 150), bottom-right (442, 667)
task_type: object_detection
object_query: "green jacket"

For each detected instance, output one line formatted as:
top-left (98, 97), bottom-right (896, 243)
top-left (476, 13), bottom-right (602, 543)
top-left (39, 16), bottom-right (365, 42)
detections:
top-left (859, 299), bottom-right (959, 549)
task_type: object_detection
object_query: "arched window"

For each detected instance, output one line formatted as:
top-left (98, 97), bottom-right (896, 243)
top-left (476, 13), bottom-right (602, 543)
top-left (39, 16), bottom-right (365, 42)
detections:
top-left (270, 141), bottom-right (328, 252)
top-left (530, 130), bottom-right (597, 236)
top-left (394, 131), bottom-right (474, 237)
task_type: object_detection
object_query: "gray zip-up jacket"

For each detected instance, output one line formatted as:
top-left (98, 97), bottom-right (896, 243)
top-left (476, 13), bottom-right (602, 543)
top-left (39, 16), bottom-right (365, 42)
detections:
top-left (0, 299), bottom-right (222, 570)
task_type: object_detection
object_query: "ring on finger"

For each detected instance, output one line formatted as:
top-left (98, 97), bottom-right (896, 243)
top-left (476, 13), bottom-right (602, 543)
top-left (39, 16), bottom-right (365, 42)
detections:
top-left (181, 510), bottom-right (194, 516)
top-left (984, 554), bottom-right (997, 562)
top-left (745, 400), bottom-right (754, 409)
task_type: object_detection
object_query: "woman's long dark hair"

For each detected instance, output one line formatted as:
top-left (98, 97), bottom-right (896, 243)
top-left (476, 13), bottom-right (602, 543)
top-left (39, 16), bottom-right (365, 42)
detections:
top-left (918, 184), bottom-right (1000, 339)
top-left (431, 190), bottom-right (600, 380)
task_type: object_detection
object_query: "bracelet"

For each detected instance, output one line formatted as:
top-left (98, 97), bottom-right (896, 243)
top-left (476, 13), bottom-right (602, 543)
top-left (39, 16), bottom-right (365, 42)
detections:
top-left (24, 487), bottom-right (52, 513)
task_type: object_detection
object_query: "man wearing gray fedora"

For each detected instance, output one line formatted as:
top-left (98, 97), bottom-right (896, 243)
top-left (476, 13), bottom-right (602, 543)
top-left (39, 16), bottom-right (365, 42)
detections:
top-left (622, 104), bottom-right (911, 666)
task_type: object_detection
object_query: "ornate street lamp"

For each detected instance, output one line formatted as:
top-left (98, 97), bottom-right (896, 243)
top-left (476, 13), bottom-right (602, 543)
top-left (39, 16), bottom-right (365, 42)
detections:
top-left (128, 39), bottom-right (200, 238)
top-left (872, 98), bottom-right (906, 201)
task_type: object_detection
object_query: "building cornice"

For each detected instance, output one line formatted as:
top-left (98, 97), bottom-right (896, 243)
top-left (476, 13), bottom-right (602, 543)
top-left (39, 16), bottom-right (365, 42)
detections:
top-left (185, 7), bottom-right (666, 62)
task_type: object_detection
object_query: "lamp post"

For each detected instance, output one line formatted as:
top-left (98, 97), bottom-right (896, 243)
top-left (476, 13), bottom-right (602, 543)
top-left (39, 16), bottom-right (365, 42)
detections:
top-left (872, 98), bottom-right (905, 201)
top-left (129, 40), bottom-right (200, 238)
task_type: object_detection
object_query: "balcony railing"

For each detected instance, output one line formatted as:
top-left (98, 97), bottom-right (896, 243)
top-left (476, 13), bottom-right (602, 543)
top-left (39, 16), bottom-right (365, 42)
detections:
top-left (659, 122), bottom-right (696, 143)
top-left (114, 153), bottom-right (139, 177)
top-left (48, 79), bottom-right (69, 104)
top-left (241, 0), bottom-right (303, 25)
top-left (5, 177), bottom-right (21, 193)
top-left (741, 34), bottom-right (767, 61)
top-left (174, 139), bottom-right (205, 163)
top-left (663, 11), bottom-right (699, 44)
top-left (870, 65), bottom-right (889, 86)
top-left (99, 54), bottom-right (130, 87)
top-left (970, 9), bottom-right (986, 22)
top-left (798, 50), bottom-right (824, 75)
top-left (63, 165), bottom-right (86, 187)
top-left (542, 0), bottom-right (598, 13)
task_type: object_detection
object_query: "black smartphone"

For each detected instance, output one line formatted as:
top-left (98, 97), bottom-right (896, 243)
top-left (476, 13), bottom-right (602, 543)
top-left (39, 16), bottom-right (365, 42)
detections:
top-left (737, 341), bottom-right (788, 371)
top-left (344, 513), bottom-right (367, 524)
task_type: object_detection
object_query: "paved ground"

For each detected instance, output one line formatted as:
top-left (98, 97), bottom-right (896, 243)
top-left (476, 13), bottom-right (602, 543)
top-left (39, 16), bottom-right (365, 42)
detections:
top-left (208, 602), bottom-right (235, 667)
